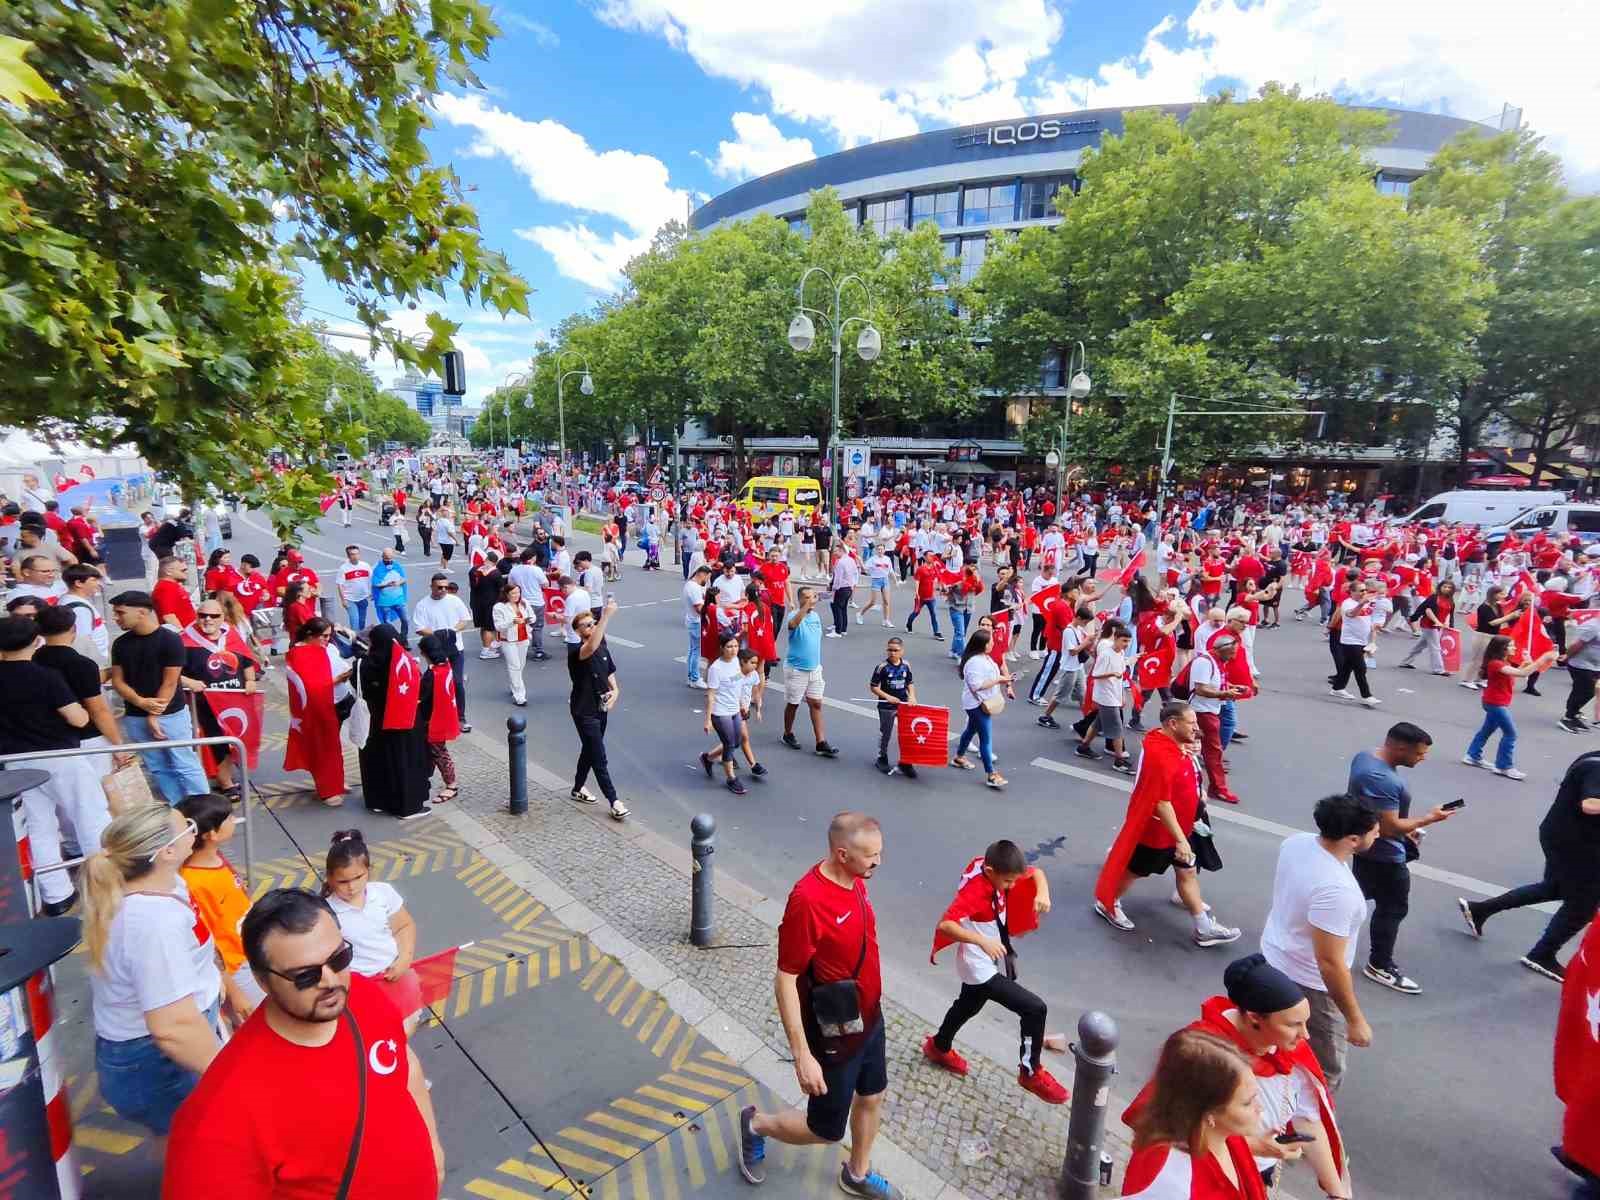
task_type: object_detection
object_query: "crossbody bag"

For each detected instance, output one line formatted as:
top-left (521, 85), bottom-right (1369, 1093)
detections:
top-left (806, 890), bottom-right (868, 1052)
top-left (336, 1006), bottom-right (367, 1200)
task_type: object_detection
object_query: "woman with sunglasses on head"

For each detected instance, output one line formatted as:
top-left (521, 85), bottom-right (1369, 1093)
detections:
top-left (322, 829), bottom-right (423, 1033)
top-left (178, 600), bottom-right (259, 798)
top-left (84, 803), bottom-right (222, 1141)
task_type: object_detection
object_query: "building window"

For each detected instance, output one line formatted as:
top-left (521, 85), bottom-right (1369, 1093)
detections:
top-left (1021, 176), bottom-right (1076, 220)
top-left (1041, 347), bottom-right (1065, 389)
top-left (1376, 173), bottom-right (1413, 197)
top-left (913, 188), bottom-right (959, 230)
top-left (786, 214), bottom-right (810, 238)
top-left (862, 195), bottom-right (907, 236)
top-left (961, 182), bottom-right (1017, 226)
top-left (959, 235), bottom-right (987, 282)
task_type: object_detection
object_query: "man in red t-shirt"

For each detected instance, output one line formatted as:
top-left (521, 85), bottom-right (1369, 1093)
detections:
top-left (740, 814), bottom-right (902, 1198)
top-left (907, 553), bottom-right (944, 639)
top-left (164, 889), bottom-right (442, 1200)
top-left (758, 547), bottom-right (792, 617)
top-left (152, 555), bottom-right (197, 629)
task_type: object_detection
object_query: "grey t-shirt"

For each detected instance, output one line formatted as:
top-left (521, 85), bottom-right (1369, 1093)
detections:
top-left (1350, 750), bottom-right (1410, 865)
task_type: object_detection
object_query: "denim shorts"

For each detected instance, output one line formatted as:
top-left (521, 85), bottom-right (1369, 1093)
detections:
top-left (95, 1000), bottom-right (218, 1134)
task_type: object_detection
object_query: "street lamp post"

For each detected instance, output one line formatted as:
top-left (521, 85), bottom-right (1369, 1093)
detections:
top-left (787, 267), bottom-right (882, 531)
top-left (326, 385), bottom-right (360, 453)
top-left (1055, 342), bottom-right (1092, 515)
top-left (544, 350), bottom-right (593, 519)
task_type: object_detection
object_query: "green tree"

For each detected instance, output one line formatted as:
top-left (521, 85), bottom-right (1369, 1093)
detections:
top-left (1410, 128), bottom-right (1600, 482)
top-left (0, 1), bottom-right (529, 533)
top-left (975, 86), bottom-right (1488, 480)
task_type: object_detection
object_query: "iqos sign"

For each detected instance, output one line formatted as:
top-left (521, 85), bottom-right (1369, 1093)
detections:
top-left (953, 117), bottom-right (1098, 150)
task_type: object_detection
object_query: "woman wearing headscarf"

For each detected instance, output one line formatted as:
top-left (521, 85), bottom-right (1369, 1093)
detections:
top-left (357, 624), bottom-right (431, 819)
top-left (283, 618), bottom-right (352, 807)
top-left (1123, 954), bottom-right (1350, 1200)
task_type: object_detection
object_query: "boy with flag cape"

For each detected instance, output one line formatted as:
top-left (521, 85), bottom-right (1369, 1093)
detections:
top-left (923, 840), bottom-right (1069, 1104)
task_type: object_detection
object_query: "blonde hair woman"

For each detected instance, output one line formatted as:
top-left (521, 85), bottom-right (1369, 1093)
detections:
top-left (85, 804), bottom-right (222, 1138)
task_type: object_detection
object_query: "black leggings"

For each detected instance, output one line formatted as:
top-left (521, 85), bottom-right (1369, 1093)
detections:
top-left (934, 974), bottom-right (1047, 1072)
top-left (572, 711), bottom-right (618, 803)
top-left (1029, 613), bottom-right (1047, 652)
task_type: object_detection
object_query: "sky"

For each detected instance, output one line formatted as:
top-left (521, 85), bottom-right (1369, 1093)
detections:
top-left (300, 0), bottom-right (1600, 412)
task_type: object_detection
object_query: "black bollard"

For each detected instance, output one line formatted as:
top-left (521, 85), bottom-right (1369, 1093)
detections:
top-left (507, 716), bottom-right (527, 815)
top-left (690, 813), bottom-right (715, 947)
top-left (1057, 1010), bottom-right (1119, 1200)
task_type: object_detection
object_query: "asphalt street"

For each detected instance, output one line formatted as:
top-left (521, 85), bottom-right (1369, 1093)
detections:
top-left (228, 505), bottom-right (1585, 1200)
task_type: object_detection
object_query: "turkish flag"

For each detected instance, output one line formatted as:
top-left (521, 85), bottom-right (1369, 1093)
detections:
top-left (318, 492), bottom-right (339, 513)
top-left (1506, 607), bottom-right (1555, 663)
top-left (1136, 644), bottom-right (1175, 690)
top-left (1116, 549), bottom-right (1147, 590)
top-left (896, 703), bottom-right (950, 767)
top-left (1439, 628), bottom-right (1463, 674)
top-left (747, 602), bottom-right (778, 663)
top-left (1555, 914), bottom-right (1600, 1182)
top-left (283, 644), bottom-right (345, 800)
top-left (411, 945), bottom-right (466, 1008)
top-left (543, 586), bottom-right (566, 627)
top-left (200, 690), bottom-right (264, 771)
top-left (1028, 582), bottom-right (1062, 615)
top-left (383, 649), bottom-right (422, 731)
top-left (427, 663), bottom-right (461, 742)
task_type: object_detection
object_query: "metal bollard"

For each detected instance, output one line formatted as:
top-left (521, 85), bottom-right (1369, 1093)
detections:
top-left (690, 813), bottom-right (715, 947)
top-left (507, 716), bottom-right (528, 815)
top-left (1057, 1010), bottom-right (1119, 1200)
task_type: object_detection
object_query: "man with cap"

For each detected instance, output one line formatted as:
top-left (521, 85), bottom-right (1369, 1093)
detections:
top-left (1122, 954), bottom-right (1352, 1200)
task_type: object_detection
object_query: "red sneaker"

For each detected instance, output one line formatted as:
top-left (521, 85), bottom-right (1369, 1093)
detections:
top-left (1209, 791), bottom-right (1242, 805)
top-left (922, 1035), bottom-right (969, 1076)
top-left (1019, 1066), bottom-right (1069, 1104)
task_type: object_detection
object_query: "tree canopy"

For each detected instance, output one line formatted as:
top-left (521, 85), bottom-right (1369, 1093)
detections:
top-left (0, 0), bottom-right (528, 529)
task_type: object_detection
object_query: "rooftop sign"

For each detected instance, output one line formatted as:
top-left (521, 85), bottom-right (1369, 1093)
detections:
top-left (953, 117), bottom-right (1100, 149)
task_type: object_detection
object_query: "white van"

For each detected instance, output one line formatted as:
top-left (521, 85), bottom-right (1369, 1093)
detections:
top-left (1490, 503), bottom-right (1600, 546)
top-left (1397, 489), bottom-right (1568, 527)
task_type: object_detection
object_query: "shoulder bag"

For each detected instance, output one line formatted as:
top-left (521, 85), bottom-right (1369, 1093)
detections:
top-left (806, 890), bottom-right (868, 1055)
top-left (335, 1006), bottom-right (367, 1200)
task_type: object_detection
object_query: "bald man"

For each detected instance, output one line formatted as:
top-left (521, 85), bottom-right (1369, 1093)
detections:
top-left (739, 813), bottom-right (902, 1199)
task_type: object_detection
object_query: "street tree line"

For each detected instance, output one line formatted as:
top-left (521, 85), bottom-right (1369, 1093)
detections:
top-left (482, 86), bottom-right (1597, 491)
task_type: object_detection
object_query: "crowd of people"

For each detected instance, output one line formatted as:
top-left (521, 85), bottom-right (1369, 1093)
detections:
top-left (6, 456), bottom-right (1600, 1199)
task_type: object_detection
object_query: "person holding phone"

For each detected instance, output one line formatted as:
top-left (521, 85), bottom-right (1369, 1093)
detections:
top-left (568, 598), bottom-right (628, 821)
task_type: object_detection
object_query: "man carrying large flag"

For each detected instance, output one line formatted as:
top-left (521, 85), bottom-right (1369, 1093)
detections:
top-left (1093, 700), bottom-right (1241, 947)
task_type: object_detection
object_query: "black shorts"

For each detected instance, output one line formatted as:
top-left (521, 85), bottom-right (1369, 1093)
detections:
top-left (1128, 843), bottom-right (1192, 877)
top-left (440, 543), bottom-right (455, 562)
top-left (806, 1019), bottom-right (887, 1142)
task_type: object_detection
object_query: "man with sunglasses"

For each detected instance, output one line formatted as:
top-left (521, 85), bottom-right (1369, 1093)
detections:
top-left (165, 888), bottom-right (444, 1199)
top-left (413, 572), bottom-right (473, 733)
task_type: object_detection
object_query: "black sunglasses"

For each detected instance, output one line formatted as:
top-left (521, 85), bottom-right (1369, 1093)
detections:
top-left (263, 940), bottom-right (354, 990)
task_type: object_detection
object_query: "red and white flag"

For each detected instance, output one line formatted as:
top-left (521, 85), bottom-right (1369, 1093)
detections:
top-left (412, 944), bottom-right (467, 1008)
top-left (543, 586), bottom-right (566, 627)
top-left (1439, 627), bottom-right (1463, 674)
top-left (200, 690), bottom-right (264, 771)
top-left (427, 663), bottom-right (461, 742)
top-left (1555, 914), bottom-right (1600, 1181)
top-left (1135, 643), bottom-right (1175, 691)
top-left (283, 644), bottom-right (345, 800)
top-left (1506, 606), bottom-right (1555, 663)
top-left (318, 492), bottom-right (339, 514)
top-left (383, 649), bottom-right (422, 731)
top-left (895, 704), bottom-right (950, 767)
top-left (1028, 582), bottom-right (1062, 615)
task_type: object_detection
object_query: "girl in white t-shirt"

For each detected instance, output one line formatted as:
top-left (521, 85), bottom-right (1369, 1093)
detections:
top-left (699, 635), bottom-right (753, 794)
top-left (731, 648), bottom-right (767, 781)
top-left (323, 829), bottom-right (421, 1031)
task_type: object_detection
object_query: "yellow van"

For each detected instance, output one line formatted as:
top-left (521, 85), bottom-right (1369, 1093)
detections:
top-left (735, 476), bottom-right (824, 518)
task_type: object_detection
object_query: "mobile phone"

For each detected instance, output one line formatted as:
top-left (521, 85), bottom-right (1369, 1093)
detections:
top-left (1442, 797), bottom-right (1466, 812)
top-left (1274, 1132), bottom-right (1316, 1145)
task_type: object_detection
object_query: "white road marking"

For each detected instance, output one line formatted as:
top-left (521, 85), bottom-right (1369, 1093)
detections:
top-left (1029, 755), bottom-right (1553, 910)
top-left (606, 636), bottom-right (644, 649)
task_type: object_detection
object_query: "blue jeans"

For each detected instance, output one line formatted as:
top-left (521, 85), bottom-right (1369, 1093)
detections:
top-left (1467, 703), bottom-right (1517, 770)
top-left (95, 998), bottom-right (218, 1134)
top-left (957, 707), bottom-right (994, 773)
top-left (1220, 699), bottom-right (1237, 749)
top-left (949, 608), bottom-right (970, 657)
top-left (375, 603), bottom-right (408, 641)
top-left (121, 708), bottom-right (209, 803)
top-left (686, 626), bottom-right (702, 682)
top-left (907, 598), bottom-right (941, 637)
top-left (344, 598), bottom-right (369, 630)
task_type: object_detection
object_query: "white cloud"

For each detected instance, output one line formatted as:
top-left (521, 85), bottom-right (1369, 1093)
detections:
top-left (593, 1), bottom-right (1063, 146)
top-left (703, 113), bottom-right (817, 181)
top-left (495, 9), bottom-right (559, 47)
top-left (1028, 0), bottom-right (1600, 181)
top-left (515, 225), bottom-right (652, 292)
top-left (318, 305), bottom-right (546, 405)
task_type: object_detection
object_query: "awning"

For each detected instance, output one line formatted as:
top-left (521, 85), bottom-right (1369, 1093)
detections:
top-left (1469, 474), bottom-right (1531, 487)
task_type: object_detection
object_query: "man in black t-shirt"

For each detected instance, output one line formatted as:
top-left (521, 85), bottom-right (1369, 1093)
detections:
top-left (1461, 750), bottom-right (1600, 981)
top-left (567, 598), bottom-right (627, 821)
top-left (0, 616), bottom-right (94, 915)
top-left (109, 590), bottom-right (209, 803)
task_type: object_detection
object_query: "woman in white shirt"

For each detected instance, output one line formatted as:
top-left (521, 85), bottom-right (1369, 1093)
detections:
top-left (699, 635), bottom-right (752, 795)
top-left (953, 628), bottom-right (1012, 788)
top-left (491, 580), bottom-right (538, 707)
top-left (85, 805), bottom-right (222, 1135)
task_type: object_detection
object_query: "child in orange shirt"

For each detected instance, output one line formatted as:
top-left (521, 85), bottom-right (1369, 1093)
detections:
top-left (177, 792), bottom-right (261, 1025)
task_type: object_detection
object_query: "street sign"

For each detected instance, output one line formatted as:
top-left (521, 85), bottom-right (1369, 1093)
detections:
top-left (841, 441), bottom-right (871, 481)
top-left (650, 487), bottom-right (664, 501)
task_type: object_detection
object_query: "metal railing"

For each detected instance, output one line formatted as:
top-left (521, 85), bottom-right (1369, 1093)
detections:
top-left (0, 733), bottom-right (253, 891)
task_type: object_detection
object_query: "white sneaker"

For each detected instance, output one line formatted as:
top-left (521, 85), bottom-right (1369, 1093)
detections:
top-left (1494, 766), bottom-right (1527, 781)
top-left (1194, 918), bottom-right (1242, 948)
top-left (1029, 650), bottom-right (1042, 660)
top-left (1328, 688), bottom-right (1356, 700)
top-left (1462, 753), bottom-right (1487, 768)
top-left (882, 620), bottom-right (893, 627)
top-left (855, 611), bottom-right (864, 625)
top-left (825, 631), bottom-right (842, 639)
top-left (1360, 695), bottom-right (1381, 707)
top-left (1093, 901), bottom-right (1135, 932)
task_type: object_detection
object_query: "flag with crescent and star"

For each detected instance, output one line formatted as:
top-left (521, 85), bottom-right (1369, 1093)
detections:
top-left (283, 644), bottom-right (345, 800)
top-left (199, 690), bottom-right (264, 771)
top-left (895, 703), bottom-right (950, 767)
top-left (1439, 627), bottom-right (1463, 674)
top-left (1555, 913), bottom-right (1600, 1180)
top-left (383, 648), bottom-right (422, 731)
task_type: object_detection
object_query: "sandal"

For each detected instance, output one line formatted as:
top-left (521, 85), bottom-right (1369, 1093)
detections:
top-left (435, 787), bottom-right (458, 804)
top-left (951, 756), bottom-right (976, 770)
top-left (986, 774), bottom-right (1008, 789)
top-left (321, 794), bottom-right (346, 808)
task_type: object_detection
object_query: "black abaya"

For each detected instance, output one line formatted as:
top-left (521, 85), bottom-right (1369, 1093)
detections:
top-left (357, 629), bottom-right (432, 817)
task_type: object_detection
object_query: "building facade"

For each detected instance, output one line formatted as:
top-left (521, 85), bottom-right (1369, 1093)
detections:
top-left (387, 369), bottom-right (470, 436)
top-left (688, 101), bottom-right (1506, 497)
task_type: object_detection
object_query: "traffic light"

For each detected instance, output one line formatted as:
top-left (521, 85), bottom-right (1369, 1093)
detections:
top-left (442, 349), bottom-right (466, 396)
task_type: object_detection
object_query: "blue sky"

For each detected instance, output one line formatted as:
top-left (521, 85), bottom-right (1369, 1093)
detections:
top-left (301, 0), bottom-right (1596, 409)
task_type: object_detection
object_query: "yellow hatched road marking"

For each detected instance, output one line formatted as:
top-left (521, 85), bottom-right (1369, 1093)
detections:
top-left (581, 956), bottom-right (611, 989)
top-left (500, 895), bottom-right (537, 926)
top-left (525, 952), bottom-right (541, 989)
top-left (614, 1096), bottom-right (682, 1127)
top-left (650, 1013), bottom-right (681, 1058)
top-left (629, 1153), bottom-right (648, 1200)
top-left (493, 1156), bottom-right (572, 1189)
top-left (680, 1059), bottom-right (751, 1087)
top-left (595, 1171), bottom-right (621, 1200)
top-left (638, 1084), bottom-right (712, 1111)
top-left (704, 1050), bottom-right (738, 1066)
top-left (480, 966), bottom-right (497, 1007)
top-left (668, 1025), bottom-right (696, 1069)
top-left (660, 1072), bottom-right (731, 1100)
top-left (547, 943), bottom-right (564, 980)
top-left (503, 957), bottom-right (521, 998)
top-left (557, 1125), bottom-right (640, 1160)
top-left (534, 1140), bottom-right (614, 1176)
top-left (678, 1121), bottom-right (706, 1189)
top-left (636, 999), bottom-right (668, 1043)
top-left (467, 1178), bottom-right (540, 1200)
top-left (74, 1126), bottom-right (142, 1154)
top-left (701, 1101), bottom-right (731, 1173)
top-left (621, 988), bottom-right (652, 1028)
top-left (654, 1134), bottom-right (682, 1200)
top-left (588, 1111), bottom-right (662, 1142)
top-left (594, 964), bottom-right (625, 1004)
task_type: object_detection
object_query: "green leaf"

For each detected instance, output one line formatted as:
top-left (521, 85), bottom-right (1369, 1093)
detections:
top-left (0, 36), bottom-right (59, 106)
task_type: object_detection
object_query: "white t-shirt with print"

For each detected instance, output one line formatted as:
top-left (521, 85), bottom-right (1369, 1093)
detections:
top-left (329, 881), bottom-right (404, 976)
top-left (706, 656), bottom-right (745, 718)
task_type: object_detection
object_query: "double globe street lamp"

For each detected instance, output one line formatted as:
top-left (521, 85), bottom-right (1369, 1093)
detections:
top-left (542, 349), bottom-right (593, 519)
top-left (787, 267), bottom-right (881, 530)
top-left (1048, 342), bottom-right (1092, 513)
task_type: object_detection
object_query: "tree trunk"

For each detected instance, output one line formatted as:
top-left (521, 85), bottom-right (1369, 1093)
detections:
top-left (730, 426), bottom-right (748, 492)
top-left (1455, 383), bottom-right (1476, 488)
